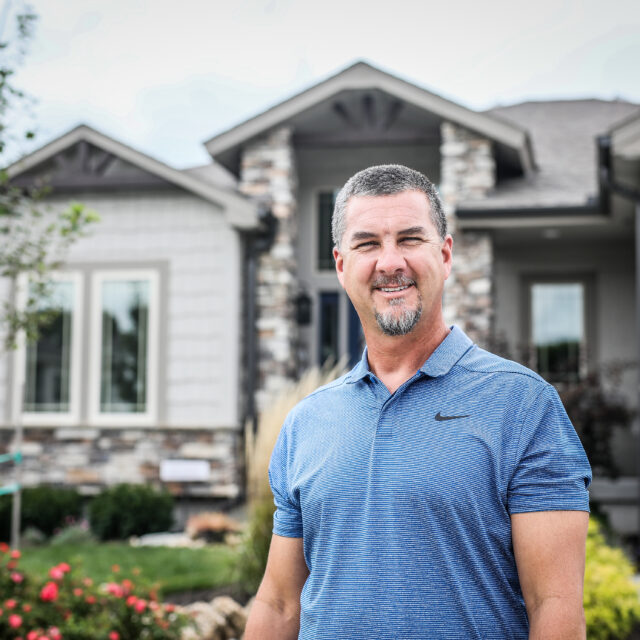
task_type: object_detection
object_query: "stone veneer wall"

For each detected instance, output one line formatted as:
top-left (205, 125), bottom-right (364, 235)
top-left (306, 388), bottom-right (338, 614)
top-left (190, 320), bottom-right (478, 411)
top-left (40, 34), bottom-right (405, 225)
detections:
top-left (239, 126), bottom-right (299, 412)
top-left (439, 122), bottom-right (495, 347)
top-left (0, 428), bottom-right (241, 498)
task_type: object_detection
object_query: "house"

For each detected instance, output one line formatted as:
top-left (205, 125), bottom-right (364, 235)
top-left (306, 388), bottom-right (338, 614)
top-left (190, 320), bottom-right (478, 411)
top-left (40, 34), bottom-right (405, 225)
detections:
top-left (1, 62), bottom-right (639, 532)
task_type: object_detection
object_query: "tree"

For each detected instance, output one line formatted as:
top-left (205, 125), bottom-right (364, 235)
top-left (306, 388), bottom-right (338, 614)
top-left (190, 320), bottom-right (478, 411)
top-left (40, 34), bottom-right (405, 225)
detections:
top-left (0, 1), bottom-right (98, 350)
top-left (0, 1), bottom-right (98, 548)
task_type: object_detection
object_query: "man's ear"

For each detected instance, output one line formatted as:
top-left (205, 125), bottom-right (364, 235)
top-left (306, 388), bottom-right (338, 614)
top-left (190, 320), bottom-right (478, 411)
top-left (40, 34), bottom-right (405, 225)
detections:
top-left (333, 246), bottom-right (345, 288)
top-left (442, 235), bottom-right (453, 280)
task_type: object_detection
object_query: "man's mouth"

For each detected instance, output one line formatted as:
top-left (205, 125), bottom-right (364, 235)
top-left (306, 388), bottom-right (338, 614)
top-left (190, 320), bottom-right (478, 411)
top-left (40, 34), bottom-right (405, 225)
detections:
top-left (378, 285), bottom-right (411, 292)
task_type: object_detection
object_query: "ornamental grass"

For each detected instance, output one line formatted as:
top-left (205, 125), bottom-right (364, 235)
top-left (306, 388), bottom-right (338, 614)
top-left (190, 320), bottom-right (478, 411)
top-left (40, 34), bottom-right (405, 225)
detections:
top-left (238, 361), bottom-right (346, 591)
top-left (0, 542), bottom-right (192, 640)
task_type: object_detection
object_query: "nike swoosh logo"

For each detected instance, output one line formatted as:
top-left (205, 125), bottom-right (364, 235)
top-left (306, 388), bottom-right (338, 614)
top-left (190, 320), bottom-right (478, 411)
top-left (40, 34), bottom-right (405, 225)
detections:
top-left (435, 412), bottom-right (470, 421)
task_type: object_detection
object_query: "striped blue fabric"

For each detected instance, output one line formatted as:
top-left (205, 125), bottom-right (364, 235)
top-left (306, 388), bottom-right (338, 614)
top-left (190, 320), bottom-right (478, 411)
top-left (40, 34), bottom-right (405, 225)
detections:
top-left (269, 326), bottom-right (591, 639)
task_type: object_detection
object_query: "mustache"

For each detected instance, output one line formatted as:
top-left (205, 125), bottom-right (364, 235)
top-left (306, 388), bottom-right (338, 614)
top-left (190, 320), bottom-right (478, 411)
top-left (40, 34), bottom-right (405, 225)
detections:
top-left (371, 274), bottom-right (416, 289)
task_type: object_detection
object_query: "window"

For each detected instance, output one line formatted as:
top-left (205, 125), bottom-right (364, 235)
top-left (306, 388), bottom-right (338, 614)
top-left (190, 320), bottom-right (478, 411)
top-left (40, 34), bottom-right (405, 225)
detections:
top-left (319, 292), bottom-right (340, 366)
top-left (20, 274), bottom-right (83, 424)
top-left (90, 270), bottom-right (159, 425)
top-left (529, 281), bottom-right (586, 383)
top-left (317, 190), bottom-right (338, 270)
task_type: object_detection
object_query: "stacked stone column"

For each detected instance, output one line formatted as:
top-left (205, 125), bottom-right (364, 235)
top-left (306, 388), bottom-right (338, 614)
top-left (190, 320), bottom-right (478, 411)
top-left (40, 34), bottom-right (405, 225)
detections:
top-left (239, 127), bottom-right (299, 412)
top-left (439, 122), bottom-right (495, 347)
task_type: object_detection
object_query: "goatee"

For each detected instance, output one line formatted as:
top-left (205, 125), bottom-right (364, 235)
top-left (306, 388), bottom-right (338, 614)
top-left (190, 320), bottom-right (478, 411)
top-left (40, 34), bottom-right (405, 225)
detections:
top-left (374, 298), bottom-right (423, 336)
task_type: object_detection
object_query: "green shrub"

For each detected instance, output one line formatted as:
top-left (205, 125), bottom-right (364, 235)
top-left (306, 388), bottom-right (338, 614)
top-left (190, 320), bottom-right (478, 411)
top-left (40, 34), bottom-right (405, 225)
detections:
top-left (0, 486), bottom-right (82, 542)
top-left (50, 521), bottom-right (96, 547)
top-left (235, 498), bottom-right (275, 593)
top-left (89, 483), bottom-right (173, 541)
top-left (585, 518), bottom-right (640, 639)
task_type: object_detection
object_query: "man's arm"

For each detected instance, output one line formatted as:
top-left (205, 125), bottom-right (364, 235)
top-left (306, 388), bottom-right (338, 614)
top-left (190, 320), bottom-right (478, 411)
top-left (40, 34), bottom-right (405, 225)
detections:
top-left (244, 534), bottom-right (309, 640)
top-left (511, 510), bottom-right (589, 640)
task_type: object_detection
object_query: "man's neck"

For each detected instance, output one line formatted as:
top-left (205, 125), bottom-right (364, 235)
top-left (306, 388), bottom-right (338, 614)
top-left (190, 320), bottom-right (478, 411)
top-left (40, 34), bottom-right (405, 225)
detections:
top-left (365, 320), bottom-right (450, 394)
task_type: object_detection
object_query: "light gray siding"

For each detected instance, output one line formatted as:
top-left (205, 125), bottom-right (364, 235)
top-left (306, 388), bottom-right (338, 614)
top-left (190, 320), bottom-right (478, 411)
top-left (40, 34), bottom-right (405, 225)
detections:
top-left (0, 190), bottom-right (242, 430)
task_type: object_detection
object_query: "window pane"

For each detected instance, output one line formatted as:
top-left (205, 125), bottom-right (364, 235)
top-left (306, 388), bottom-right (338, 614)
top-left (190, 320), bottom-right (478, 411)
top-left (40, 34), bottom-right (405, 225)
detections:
top-left (317, 191), bottom-right (337, 270)
top-left (24, 281), bottom-right (74, 413)
top-left (100, 280), bottom-right (149, 413)
top-left (319, 292), bottom-right (339, 365)
top-left (531, 283), bottom-right (584, 383)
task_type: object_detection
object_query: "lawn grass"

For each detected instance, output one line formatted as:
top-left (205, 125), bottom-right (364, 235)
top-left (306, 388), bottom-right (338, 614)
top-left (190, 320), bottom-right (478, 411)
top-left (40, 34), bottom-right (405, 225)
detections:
top-left (18, 542), bottom-right (240, 598)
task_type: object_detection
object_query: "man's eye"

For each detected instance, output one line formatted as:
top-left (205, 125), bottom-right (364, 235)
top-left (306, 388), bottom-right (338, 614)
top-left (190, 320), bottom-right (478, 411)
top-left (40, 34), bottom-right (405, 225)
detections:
top-left (400, 237), bottom-right (422, 243)
top-left (356, 241), bottom-right (377, 249)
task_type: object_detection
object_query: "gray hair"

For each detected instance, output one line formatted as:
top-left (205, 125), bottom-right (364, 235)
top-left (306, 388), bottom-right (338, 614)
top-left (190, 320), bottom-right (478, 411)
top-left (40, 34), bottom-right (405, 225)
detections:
top-left (332, 164), bottom-right (447, 250)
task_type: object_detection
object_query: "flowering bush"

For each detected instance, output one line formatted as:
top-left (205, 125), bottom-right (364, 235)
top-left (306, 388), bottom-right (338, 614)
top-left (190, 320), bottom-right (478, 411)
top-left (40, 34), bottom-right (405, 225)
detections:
top-left (0, 542), bottom-right (191, 639)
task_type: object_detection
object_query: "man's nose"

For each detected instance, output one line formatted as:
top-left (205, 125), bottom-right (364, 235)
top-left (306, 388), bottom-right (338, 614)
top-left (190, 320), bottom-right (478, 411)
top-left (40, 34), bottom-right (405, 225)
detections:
top-left (376, 241), bottom-right (406, 273)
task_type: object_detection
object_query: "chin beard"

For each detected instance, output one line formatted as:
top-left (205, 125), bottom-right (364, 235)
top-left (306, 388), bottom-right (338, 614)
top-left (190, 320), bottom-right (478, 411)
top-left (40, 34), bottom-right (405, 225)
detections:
top-left (374, 299), bottom-right (423, 336)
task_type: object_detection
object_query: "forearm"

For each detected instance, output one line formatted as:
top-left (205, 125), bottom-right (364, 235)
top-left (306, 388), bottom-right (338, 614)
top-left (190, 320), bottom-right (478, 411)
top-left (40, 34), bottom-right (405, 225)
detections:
top-left (244, 596), bottom-right (301, 640)
top-left (528, 597), bottom-right (586, 640)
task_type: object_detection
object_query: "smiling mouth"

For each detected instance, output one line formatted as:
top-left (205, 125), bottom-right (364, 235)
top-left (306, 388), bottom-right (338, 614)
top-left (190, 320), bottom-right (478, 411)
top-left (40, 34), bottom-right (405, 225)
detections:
top-left (378, 285), bottom-right (411, 292)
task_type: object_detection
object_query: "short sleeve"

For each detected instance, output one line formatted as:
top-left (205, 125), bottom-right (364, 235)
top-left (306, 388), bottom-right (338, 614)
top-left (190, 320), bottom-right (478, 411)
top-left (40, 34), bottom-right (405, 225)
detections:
top-left (268, 420), bottom-right (304, 538)
top-left (508, 384), bottom-right (592, 514)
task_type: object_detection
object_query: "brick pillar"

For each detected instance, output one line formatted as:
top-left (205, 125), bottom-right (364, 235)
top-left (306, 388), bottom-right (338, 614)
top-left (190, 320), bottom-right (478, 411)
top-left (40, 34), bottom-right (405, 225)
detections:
top-left (239, 127), bottom-right (299, 411)
top-left (439, 122), bottom-right (495, 347)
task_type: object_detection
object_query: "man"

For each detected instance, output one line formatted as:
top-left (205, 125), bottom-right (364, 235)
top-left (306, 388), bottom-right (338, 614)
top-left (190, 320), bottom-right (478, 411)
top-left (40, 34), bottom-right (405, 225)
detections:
top-left (244, 165), bottom-right (591, 640)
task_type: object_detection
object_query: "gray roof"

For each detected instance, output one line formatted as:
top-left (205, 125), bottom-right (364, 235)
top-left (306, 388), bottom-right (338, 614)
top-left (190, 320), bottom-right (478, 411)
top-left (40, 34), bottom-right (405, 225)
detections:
top-left (183, 162), bottom-right (238, 191)
top-left (461, 99), bottom-right (640, 210)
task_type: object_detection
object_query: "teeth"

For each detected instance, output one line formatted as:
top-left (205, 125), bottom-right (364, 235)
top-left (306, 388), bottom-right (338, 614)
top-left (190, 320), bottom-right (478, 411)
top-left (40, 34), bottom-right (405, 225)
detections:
top-left (380, 285), bottom-right (409, 292)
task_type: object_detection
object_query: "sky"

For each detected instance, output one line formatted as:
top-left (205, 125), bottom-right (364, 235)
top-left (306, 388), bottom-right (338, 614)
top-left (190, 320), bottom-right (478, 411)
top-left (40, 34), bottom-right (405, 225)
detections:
top-left (3, 0), bottom-right (640, 168)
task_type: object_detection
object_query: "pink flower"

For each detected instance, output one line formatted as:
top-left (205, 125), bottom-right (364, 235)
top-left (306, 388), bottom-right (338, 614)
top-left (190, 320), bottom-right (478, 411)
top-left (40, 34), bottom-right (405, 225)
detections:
top-left (0, 542), bottom-right (9, 553)
top-left (10, 549), bottom-right (21, 559)
top-left (40, 581), bottom-right (59, 602)
top-left (9, 614), bottom-right (22, 628)
top-left (73, 588), bottom-right (83, 597)
top-left (134, 598), bottom-right (147, 613)
top-left (10, 572), bottom-right (24, 583)
top-left (5, 598), bottom-right (17, 609)
top-left (126, 595), bottom-right (138, 607)
top-left (27, 632), bottom-right (39, 640)
top-left (121, 578), bottom-right (133, 594)
top-left (106, 583), bottom-right (124, 598)
top-left (49, 567), bottom-right (64, 580)
top-left (57, 563), bottom-right (71, 574)
top-left (109, 632), bottom-right (120, 640)
top-left (48, 627), bottom-right (62, 640)
top-left (22, 604), bottom-right (32, 612)
top-left (85, 595), bottom-right (96, 604)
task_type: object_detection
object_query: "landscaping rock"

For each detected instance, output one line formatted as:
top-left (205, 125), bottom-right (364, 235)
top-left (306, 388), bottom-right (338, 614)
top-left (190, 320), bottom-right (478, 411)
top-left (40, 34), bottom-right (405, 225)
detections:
top-left (130, 531), bottom-right (206, 548)
top-left (179, 595), bottom-right (251, 640)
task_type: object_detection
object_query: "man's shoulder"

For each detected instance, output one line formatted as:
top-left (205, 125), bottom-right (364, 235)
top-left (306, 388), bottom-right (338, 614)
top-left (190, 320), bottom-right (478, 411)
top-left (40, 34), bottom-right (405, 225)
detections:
top-left (285, 371), bottom-right (353, 421)
top-left (456, 344), bottom-right (548, 388)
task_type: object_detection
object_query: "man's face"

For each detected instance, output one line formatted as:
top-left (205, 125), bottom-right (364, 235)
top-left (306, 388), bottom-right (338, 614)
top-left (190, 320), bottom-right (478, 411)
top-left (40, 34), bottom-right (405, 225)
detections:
top-left (333, 190), bottom-right (452, 338)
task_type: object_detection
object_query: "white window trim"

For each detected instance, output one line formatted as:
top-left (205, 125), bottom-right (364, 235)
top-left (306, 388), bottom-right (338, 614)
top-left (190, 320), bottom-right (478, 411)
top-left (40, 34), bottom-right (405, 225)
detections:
top-left (14, 271), bottom-right (84, 426)
top-left (88, 269), bottom-right (159, 426)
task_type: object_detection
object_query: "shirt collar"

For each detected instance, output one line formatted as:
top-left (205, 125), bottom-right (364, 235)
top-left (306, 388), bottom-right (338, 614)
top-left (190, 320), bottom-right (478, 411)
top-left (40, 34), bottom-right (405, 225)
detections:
top-left (345, 325), bottom-right (474, 384)
top-left (419, 325), bottom-right (474, 377)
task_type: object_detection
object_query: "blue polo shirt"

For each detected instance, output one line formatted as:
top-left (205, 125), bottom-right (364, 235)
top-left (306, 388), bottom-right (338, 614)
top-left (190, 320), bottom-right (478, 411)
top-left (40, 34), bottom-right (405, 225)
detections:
top-left (269, 326), bottom-right (591, 639)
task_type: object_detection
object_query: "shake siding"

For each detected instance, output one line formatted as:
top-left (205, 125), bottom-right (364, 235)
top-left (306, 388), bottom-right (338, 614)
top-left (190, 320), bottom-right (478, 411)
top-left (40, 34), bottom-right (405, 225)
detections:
top-left (1, 191), bottom-right (241, 430)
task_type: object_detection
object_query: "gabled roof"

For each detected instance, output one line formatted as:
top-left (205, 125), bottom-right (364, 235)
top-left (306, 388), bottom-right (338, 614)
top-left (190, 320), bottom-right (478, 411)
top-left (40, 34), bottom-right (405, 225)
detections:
top-left (7, 125), bottom-right (258, 230)
top-left (204, 61), bottom-right (535, 175)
